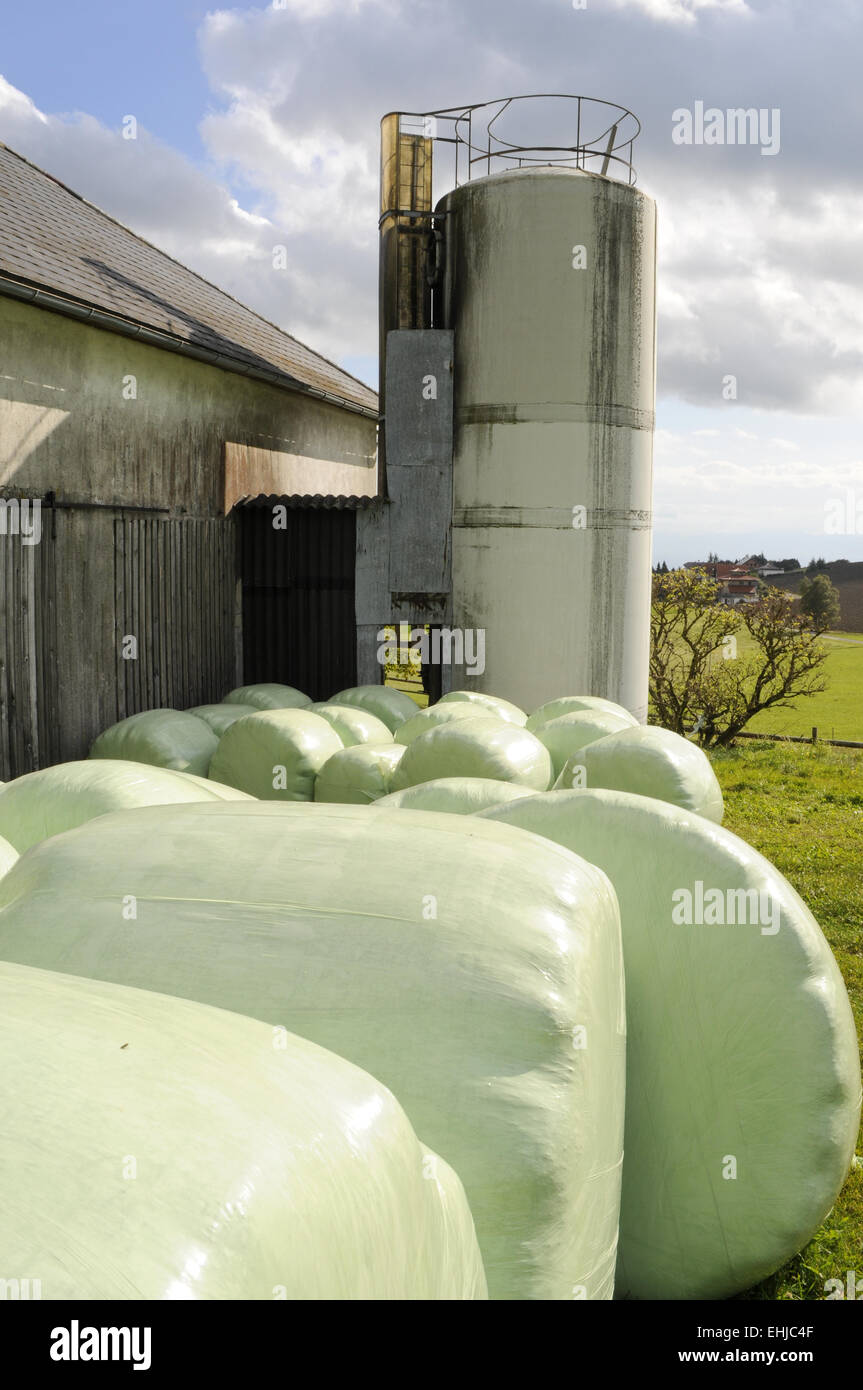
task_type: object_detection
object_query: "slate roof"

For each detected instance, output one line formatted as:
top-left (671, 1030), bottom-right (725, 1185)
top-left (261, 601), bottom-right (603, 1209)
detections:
top-left (0, 142), bottom-right (377, 416)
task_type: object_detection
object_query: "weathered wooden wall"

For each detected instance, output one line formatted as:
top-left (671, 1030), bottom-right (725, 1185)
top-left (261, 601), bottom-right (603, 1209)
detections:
top-left (0, 512), bottom-right (237, 779)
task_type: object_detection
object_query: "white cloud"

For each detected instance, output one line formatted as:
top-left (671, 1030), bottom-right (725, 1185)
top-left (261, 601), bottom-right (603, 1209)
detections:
top-left (655, 181), bottom-right (863, 413)
top-left (653, 422), bottom-right (863, 542)
top-left (612, 0), bottom-right (750, 23)
top-left (0, 75), bottom-right (47, 125)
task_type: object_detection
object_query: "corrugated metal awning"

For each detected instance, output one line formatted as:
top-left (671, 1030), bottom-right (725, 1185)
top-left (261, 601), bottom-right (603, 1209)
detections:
top-left (234, 493), bottom-right (378, 510)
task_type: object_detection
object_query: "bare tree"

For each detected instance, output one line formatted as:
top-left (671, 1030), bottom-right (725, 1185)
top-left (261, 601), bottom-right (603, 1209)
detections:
top-left (650, 570), bottom-right (828, 747)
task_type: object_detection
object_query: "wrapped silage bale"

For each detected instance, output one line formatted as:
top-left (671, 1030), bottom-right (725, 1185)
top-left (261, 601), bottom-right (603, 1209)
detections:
top-left (0, 834), bottom-right (17, 880)
top-left (481, 789), bottom-right (862, 1300)
top-left (208, 710), bottom-right (343, 800)
top-left (555, 723), bottom-right (724, 823)
top-left (0, 960), bottom-right (486, 1300)
top-left (526, 695), bottom-right (639, 732)
top-left (438, 690), bottom-right (527, 726)
top-left (90, 709), bottom-right (218, 777)
top-left (536, 710), bottom-right (640, 779)
top-left (328, 684), bottom-right (419, 733)
top-left (168, 772), bottom-right (255, 802)
top-left (186, 703), bottom-right (260, 736)
top-left (0, 802), bottom-right (626, 1301)
top-left (314, 744), bottom-right (406, 804)
top-left (222, 683), bottom-right (311, 711)
top-left (308, 703), bottom-right (393, 747)
top-left (0, 760), bottom-right (254, 854)
top-left (376, 777), bottom-right (536, 816)
top-left (391, 717), bottom-right (552, 794)
top-left (395, 702), bottom-right (483, 745)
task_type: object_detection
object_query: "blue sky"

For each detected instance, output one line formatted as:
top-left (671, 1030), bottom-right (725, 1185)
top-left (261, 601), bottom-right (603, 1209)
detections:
top-left (1, 0), bottom-right (862, 567)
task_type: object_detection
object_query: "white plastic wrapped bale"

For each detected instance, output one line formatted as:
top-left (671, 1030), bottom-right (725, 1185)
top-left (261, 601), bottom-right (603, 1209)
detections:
top-left (395, 702), bottom-right (484, 746)
top-left (0, 834), bottom-right (17, 880)
top-left (555, 724), bottom-right (724, 823)
top-left (308, 703), bottom-right (393, 747)
top-left (527, 695), bottom-right (639, 732)
top-left (222, 683), bottom-right (311, 710)
top-left (480, 789), bottom-right (862, 1300)
top-left (186, 703), bottom-right (260, 735)
top-left (314, 744), bottom-right (406, 804)
top-left (438, 690), bottom-right (527, 726)
top-left (536, 710), bottom-right (640, 779)
top-left (208, 710), bottom-right (343, 800)
top-left (376, 777), bottom-right (536, 815)
top-left (168, 773), bottom-right (256, 802)
top-left (0, 802), bottom-right (626, 1301)
top-left (391, 717), bottom-right (553, 794)
top-left (89, 710), bottom-right (218, 777)
top-left (0, 760), bottom-right (253, 854)
top-left (328, 684), bottom-right (419, 732)
top-left (0, 960), bottom-right (486, 1300)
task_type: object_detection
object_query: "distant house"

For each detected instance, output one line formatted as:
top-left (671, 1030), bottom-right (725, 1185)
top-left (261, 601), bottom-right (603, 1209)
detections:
top-left (0, 142), bottom-right (379, 777)
top-left (719, 575), bottom-right (760, 606)
top-left (683, 556), bottom-right (762, 605)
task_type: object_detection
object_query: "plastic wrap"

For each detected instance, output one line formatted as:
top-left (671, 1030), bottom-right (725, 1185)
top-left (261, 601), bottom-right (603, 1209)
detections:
top-left (308, 703), bottom-right (394, 747)
top-left (186, 703), bottom-right (260, 735)
top-left (314, 744), bottom-right (406, 804)
top-left (481, 789), bottom-right (862, 1300)
top-left (0, 802), bottom-right (626, 1301)
top-left (89, 709), bottom-right (218, 777)
top-left (536, 710), bottom-right (639, 778)
top-left (395, 703), bottom-right (483, 745)
top-left (391, 717), bottom-right (553, 793)
top-left (0, 960), bottom-right (487, 1300)
top-left (208, 711), bottom-right (343, 800)
top-left (555, 724), bottom-right (724, 823)
top-left (328, 684), bottom-right (420, 732)
top-left (222, 683), bottom-right (311, 710)
top-left (0, 760), bottom-right (253, 853)
top-left (376, 777), bottom-right (537, 815)
top-left (526, 695), bottom-right (639, 732)
top-left (0, 834), bottom-right (17, 880)
top-left (168, 773), bottom-right (255, 802)
top-left (438, 690), bottom-right (528, 726)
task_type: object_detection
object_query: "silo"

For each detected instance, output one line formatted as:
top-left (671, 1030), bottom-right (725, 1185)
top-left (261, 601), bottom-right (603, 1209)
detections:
top-left (437, 164), bottom-right (656, 720)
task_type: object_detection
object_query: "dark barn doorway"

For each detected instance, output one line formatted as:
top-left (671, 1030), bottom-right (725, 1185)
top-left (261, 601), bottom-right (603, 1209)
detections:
top-left (238, 502), bottom-right (358, 702)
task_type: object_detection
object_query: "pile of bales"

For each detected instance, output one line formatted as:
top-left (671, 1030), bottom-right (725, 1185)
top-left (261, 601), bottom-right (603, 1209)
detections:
top-left (0, 681), bottom-right (858, 1301)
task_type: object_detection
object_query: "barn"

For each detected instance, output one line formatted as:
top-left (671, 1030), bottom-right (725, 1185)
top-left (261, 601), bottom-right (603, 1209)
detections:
top-left (0, 142), bottom-right (378, 779)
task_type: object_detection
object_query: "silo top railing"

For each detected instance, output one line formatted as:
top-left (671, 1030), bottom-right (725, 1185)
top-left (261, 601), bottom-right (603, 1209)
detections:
top-left (383, 94), bottom-right (641, 190)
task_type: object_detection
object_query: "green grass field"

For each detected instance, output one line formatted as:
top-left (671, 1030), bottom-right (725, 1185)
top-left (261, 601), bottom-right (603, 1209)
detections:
top-left (736, 630), bottom-right (863, 743)
top-left (709, 740), bottom-right (863, 1299)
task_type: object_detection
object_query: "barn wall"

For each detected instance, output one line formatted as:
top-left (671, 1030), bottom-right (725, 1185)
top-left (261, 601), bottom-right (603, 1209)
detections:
top-left (0, 296), bottom-right (377, 509)
top-left (0, 297), bottom-right (378, 776)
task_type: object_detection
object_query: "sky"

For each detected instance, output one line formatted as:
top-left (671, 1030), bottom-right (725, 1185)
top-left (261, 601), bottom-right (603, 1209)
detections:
top-left (1, 0), bottom-right (861, 567)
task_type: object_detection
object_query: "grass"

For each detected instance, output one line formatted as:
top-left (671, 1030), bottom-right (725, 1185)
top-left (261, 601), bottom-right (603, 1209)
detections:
top-left (734, 630), bottom-right (863, 743)
top-left (709, 739), bottom-right (863, 1299)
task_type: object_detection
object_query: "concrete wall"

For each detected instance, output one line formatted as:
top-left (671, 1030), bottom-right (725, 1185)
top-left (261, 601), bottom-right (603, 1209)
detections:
top-left (355, 330), bottom-right (454, 684)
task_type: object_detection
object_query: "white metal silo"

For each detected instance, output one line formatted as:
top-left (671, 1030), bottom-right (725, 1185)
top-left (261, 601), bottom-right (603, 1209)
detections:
top-left (437, 163), bottom-right (657, 720)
